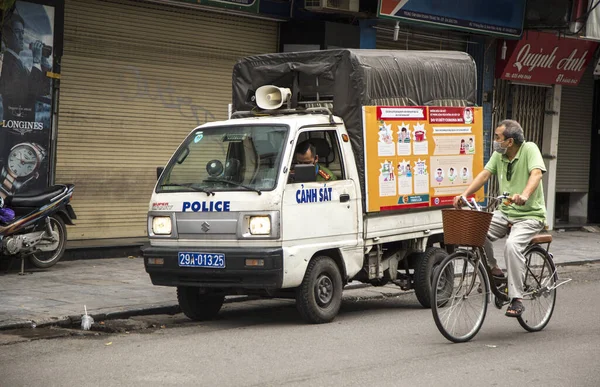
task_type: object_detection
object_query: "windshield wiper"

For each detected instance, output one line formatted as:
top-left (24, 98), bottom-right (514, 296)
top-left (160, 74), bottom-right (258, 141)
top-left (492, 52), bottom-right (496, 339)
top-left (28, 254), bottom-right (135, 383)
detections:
top-left (160, 183), bottom-right (214, 196)
top-left (205, 178), bottom-right (262, 195)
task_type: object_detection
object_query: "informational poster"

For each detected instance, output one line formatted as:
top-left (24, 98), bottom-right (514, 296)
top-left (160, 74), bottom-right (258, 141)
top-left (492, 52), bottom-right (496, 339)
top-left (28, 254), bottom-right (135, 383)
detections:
top-left (0, 1), bottom-right (55, 198)
top-left (363, 106), bottom-right (484, 212)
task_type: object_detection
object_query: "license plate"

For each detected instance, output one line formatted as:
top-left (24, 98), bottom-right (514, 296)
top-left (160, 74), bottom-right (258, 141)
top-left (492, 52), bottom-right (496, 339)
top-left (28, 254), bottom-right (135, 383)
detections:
top-left (178, 252), bottom-right (225, 268)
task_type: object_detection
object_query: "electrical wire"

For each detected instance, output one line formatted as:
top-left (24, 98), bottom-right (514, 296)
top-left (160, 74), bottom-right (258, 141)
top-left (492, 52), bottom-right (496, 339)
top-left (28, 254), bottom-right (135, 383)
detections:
top-left (525, 0), bottom-right (600, 35)
top-left (564, 0), bottom-right (600, 36)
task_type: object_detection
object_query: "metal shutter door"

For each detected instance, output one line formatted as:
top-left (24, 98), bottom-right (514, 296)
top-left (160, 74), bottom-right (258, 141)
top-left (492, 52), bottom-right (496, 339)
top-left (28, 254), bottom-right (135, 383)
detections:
top-left (375, 26), bottom-right (468, 51)
top-left (56, 0), bottom-right (278, 239)
top-left (556, 66), bottom-right (595, 192)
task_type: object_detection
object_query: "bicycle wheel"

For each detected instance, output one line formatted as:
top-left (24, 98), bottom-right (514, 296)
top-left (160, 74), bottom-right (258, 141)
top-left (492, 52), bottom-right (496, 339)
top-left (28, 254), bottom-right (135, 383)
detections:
top-left (431, 251), bottom-right (489, 343)
top-left (517, 245), bottom-right (557, 332)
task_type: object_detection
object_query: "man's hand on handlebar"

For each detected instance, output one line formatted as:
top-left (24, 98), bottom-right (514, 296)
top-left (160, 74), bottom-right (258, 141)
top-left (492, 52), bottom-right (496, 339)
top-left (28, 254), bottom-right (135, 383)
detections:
top-left (510, 193), bottom-right (528, 206)
top-left (453, 194), bottom-right (466, 209)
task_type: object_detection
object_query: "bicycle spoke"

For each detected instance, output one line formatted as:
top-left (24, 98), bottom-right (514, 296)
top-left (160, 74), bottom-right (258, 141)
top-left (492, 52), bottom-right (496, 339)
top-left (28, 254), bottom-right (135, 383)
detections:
top-left (432, 252), bottom-right (487, 343)
top-left (518, 247), bottom-right (557, 332)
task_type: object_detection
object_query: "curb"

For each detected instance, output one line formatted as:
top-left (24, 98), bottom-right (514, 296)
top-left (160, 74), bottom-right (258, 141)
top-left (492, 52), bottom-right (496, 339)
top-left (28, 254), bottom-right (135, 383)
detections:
top-left (555, 259), bottom-right (600, 266)
top-left (0, 295), bottom-right (254, 332)
top-left (0, 286), bottom-right (383, 331)
top-left (1, 260), bottom-right (597, 331)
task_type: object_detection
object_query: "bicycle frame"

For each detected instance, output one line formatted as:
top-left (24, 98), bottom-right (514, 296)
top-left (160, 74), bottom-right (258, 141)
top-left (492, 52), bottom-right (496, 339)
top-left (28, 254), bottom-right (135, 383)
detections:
top-left (457, 246), bottom-right (510, 303)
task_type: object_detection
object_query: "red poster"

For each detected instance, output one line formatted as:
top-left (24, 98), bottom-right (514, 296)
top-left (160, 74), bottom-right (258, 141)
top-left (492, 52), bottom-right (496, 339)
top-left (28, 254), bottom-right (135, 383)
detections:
top-left (496, 31), bottom-right (598, 86)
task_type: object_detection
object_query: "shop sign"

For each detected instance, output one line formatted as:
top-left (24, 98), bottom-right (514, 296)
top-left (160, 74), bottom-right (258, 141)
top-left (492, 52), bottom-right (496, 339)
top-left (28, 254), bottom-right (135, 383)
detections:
top-left (496, 31), bottom-right (598, 86)
top-left (175, 0), bottom-right (260, 13)
top-left (377, 0), bottom-right (526, 38)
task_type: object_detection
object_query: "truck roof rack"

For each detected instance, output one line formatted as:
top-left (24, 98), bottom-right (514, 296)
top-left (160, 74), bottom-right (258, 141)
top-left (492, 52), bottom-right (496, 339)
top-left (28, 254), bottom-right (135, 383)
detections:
top-left (231, 107), bottom-right (338, 125)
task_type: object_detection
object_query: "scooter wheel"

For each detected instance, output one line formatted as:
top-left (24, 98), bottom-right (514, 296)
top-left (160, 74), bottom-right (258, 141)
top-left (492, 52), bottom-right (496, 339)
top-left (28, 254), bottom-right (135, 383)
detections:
top-left (29, 215), bottom-right (67, 269)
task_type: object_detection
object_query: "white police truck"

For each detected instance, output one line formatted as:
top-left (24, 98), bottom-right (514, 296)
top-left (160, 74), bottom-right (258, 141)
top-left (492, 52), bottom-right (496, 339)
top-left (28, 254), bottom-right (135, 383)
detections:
top-left (143, 49), bottom-right (483, 323)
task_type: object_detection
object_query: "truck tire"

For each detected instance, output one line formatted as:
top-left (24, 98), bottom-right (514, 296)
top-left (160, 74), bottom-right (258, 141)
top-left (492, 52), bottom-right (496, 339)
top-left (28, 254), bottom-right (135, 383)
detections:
top-left (413, 247), bottom-right (448, 309)
top-left (177, 287), bottom-right (225, 321)
top-left (296, 256), bottom-right (343, 324)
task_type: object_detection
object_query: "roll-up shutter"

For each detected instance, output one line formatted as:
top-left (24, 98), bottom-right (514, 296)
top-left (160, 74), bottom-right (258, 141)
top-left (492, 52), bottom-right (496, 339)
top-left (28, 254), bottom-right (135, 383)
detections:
top-left (56, 0), bottom-right (278, 239)
top-left (376, 26), bottom-right (468, 52)
top-left (556, 65), bottom-right (595, 192)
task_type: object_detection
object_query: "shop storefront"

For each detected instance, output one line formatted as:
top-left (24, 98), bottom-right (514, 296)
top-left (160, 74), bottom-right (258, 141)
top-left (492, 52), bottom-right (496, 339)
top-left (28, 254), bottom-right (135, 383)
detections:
top-left (53, 0), bottom-right (279, 239)
top-left (494, 31), bottom-right (598, 228)
top-left (555, 62), bottom-right (596, 225)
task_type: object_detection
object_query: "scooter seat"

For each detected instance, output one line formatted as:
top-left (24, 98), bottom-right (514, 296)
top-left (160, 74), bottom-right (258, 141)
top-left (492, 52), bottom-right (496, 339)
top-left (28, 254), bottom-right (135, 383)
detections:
top-left (5, 185), bottom-right (67, 207)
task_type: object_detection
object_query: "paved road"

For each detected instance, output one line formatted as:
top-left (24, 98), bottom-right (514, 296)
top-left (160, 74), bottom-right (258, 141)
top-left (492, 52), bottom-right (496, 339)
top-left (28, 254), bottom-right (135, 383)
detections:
top-left (1, 263), bottom-right (599, 387)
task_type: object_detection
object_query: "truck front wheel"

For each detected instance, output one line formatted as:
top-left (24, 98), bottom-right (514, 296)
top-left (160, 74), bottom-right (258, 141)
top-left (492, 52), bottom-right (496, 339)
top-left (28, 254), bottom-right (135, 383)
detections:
top-left (177, 286), bottom-right (225, 321)
top-left (296, 256), bottom-right (343, 324)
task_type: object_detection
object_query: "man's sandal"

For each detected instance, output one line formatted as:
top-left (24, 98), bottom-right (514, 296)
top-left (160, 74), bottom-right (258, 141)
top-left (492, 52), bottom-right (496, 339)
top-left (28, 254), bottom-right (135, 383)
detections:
top-left (505, 299), bottom-right (525, 318)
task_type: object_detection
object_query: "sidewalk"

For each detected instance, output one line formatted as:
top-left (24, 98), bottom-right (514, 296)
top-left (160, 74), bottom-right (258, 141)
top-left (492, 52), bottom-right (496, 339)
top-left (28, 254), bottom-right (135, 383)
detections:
top-left (1, 230), bottom-right (599, 330)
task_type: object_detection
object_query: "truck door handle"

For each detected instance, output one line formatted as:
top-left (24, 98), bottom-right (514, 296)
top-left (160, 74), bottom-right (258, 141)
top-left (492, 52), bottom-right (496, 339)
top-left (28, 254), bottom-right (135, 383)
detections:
top-left (340, 194), bottom-right (350, 203)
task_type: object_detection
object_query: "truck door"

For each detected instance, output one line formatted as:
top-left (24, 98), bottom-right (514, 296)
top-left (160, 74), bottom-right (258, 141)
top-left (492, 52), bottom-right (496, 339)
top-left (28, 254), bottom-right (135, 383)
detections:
top-left (283, 129), bottom-right (360, 248)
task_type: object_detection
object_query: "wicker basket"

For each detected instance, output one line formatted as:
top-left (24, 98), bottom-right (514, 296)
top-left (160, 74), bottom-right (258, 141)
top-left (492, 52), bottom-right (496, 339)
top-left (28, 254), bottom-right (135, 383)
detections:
top-left (442, 209), bottom-right (494, 247)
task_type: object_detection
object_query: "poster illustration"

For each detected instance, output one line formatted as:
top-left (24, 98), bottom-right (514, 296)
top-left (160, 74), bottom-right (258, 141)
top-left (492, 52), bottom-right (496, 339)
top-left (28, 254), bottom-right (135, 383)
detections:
top-left (364, 106), bottom-right (484, 212)
top-left (397, 159), bottom-right (412, 195)
top-left (379, 160), bottom-right (396, 197)
top-left (412, 123), bottom-right (428, 155)
top-left (397, 122), bottom-right (411, 155)
top-left (0, 1), bottom-right (55, 198)
top-left (377, 120), bottom-right (395, 156)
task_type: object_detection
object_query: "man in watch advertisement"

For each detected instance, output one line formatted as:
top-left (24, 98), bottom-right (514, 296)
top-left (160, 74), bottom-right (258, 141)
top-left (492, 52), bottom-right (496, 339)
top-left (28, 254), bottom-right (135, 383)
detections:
top-left (0, 1), bottom-right (55, 198)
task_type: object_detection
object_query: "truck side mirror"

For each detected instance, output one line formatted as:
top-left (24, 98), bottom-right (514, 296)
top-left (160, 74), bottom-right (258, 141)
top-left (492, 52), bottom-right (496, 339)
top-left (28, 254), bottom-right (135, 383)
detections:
top-left (156, 166), bottom-right (164, 180)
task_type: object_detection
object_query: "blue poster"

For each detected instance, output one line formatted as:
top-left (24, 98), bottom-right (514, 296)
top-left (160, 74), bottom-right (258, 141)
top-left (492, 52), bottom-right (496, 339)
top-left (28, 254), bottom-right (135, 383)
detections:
top-left (378, 0), bottom-right (526, 38)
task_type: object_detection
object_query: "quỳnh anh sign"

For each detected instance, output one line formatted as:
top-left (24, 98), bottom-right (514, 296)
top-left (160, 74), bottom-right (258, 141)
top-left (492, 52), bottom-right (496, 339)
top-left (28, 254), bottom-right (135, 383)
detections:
top-left (496, 31), bottom-right (598, 86)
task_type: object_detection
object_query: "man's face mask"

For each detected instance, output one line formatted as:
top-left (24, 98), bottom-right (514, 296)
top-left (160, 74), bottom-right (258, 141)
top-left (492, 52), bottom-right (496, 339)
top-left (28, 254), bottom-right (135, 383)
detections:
top-left (493, 138), bottom-right (510, 154)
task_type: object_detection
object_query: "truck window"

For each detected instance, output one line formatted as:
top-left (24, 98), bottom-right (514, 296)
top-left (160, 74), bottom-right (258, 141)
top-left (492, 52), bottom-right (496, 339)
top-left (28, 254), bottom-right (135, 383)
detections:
top-left (157, 125), bottom-right (289, 193)
top-left (290, 130), bottom-right (345, 181)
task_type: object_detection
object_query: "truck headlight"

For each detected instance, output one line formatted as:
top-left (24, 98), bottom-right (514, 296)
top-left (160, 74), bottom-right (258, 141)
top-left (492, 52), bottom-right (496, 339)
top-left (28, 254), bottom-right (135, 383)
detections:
top-left (152, 216), bottom-right (172, 235)
top-left (249, 216), bottom-right (271, 235)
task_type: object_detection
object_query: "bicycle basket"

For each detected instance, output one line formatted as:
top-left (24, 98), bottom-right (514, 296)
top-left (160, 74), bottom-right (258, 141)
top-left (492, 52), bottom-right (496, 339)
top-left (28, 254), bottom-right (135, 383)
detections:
top-left (442, 209), bottom-right (493, 247)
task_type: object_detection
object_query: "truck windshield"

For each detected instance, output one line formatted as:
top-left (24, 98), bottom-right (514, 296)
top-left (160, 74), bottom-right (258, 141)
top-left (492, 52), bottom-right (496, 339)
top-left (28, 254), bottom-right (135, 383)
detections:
top-left (157, 124), bottom-right (289, 193)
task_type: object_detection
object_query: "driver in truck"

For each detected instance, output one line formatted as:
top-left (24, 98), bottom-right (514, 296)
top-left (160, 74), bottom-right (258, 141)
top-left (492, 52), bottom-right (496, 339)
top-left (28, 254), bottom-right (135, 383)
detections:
top-left (293, 140), bottom-right (337, 182)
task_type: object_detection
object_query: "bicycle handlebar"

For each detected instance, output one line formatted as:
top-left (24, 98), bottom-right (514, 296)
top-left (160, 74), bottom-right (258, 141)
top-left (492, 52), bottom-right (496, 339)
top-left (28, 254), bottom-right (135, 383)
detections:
top-left (459, 192), bottom-right (511, 211)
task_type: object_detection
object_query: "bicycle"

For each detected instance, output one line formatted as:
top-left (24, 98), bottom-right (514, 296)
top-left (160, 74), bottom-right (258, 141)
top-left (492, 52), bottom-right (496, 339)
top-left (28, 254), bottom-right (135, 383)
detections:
top-left (430, 194), bottom-right (571, 343)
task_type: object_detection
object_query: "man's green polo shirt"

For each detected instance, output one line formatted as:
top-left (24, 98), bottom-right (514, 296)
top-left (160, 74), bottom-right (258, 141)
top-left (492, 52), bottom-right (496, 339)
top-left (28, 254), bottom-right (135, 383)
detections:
top-left (484, 142), bottom-right (547, 223)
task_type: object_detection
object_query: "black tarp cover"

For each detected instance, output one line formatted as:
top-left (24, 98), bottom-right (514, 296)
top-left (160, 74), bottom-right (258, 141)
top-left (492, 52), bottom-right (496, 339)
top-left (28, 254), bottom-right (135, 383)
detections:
top-left (232, 49), bottom-right (477, 209)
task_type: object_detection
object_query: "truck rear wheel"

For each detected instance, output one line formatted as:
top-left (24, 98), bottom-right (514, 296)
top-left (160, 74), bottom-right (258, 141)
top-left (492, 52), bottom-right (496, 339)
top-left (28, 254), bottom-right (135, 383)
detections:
top-left (177, 286), bottom-right (224, 321)
top-left (414, 247), bottom-right (448, 308)
top-left (296, 256), bottom-right (343, 324)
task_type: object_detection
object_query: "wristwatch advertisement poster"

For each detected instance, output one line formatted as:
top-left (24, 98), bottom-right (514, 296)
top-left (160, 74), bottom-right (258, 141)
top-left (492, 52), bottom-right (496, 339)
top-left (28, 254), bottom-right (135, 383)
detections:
top-left (0, 1), bottom-right (56, 198)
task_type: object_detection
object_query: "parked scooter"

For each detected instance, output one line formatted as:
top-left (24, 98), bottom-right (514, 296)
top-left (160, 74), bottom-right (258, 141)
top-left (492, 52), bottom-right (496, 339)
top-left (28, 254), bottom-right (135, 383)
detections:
top-left (0, 184), bottom-right (76, 272)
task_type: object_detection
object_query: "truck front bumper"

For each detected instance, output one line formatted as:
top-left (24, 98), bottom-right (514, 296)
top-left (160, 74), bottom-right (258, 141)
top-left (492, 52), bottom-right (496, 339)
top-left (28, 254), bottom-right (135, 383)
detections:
top-left (142, 245), bottom-right (284, 290)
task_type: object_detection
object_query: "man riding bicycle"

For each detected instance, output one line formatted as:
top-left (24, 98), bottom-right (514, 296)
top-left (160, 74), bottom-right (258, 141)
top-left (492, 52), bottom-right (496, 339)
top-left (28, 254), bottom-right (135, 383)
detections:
top-left (453, 119), bottom-right (546, 318)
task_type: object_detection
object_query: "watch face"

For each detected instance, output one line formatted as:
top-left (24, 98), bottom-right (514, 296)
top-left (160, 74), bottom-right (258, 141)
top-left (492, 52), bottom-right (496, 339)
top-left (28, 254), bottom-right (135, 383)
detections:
top-left (8, 144), bottom-right (39, 177)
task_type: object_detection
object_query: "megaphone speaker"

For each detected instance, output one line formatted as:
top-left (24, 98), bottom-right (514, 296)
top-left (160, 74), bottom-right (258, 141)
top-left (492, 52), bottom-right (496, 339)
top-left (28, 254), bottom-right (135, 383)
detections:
top-left (255, 85), bottom-right (291, 110)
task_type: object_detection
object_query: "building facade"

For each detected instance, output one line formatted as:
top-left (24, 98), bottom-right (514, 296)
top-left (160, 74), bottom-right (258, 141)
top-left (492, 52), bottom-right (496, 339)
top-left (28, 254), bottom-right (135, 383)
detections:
top-left (1, 0), bottom-right (597, 241)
